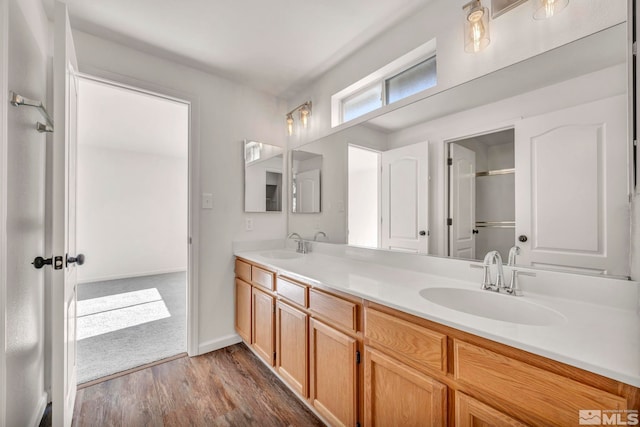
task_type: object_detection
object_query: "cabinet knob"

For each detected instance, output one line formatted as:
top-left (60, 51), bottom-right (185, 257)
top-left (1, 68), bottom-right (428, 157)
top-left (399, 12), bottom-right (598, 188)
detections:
top-left (518, 235), bottom-right (528, 243)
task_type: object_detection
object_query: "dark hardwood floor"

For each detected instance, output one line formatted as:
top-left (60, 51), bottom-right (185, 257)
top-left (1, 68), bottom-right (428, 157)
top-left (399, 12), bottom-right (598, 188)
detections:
top-left (71, 343), bottom-right (325, 427)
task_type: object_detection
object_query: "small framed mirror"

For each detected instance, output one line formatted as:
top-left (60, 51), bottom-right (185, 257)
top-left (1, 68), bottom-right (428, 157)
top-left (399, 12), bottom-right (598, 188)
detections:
top-left (244, 140), bottom-right (283, 212)
top-left (291, 150), bottom-right (322, 213)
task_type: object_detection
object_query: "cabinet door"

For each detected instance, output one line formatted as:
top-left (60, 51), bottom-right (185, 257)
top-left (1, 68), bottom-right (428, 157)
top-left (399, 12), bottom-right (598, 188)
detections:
top-left (309, 318), bottom-right (358, 427)
top-left (251, 287), bottom-right (275, 366)
top-left (235, 279), bottom-right (251, 343)
top-left (276, 301), bottom-right (308, 397)
top-left (364, 347), bottom-right (446, 427)
top-left (455, 392), bottom-right (526, 427)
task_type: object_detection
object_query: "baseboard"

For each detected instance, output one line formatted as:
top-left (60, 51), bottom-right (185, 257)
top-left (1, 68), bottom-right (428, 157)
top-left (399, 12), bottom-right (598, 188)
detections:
top-left (198, 334), bottom-right (242, 355)
top-left (30, 391), bottom-right (48, 427)
top-left (78, 268), bottom-right (187, 284)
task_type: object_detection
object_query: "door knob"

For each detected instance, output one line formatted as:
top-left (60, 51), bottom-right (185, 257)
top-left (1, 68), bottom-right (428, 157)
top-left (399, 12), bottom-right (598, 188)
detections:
top-left (472, 229), bottom-right (479, 234)
top-left (67, 254), bottom-right (85, 266)
top-left (32, 256), bottom-right (52, 269)
top-left (419, 230), bottom-right (427, 236)
top-left (518, 235), bottom-right (528, 243)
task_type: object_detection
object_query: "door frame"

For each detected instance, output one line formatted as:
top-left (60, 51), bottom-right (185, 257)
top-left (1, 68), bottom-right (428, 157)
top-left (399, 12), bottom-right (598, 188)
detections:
top-left (0, 0), bottom-right (8, 422)
top-left (70, 70), bottom-right (200, 357)
top-left (443, 125), bottom-right (515, 258)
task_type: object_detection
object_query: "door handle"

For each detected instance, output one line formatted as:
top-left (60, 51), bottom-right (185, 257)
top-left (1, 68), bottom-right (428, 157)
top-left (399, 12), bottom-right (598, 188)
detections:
top-left (32, 256), bottom-right (52, 269)
top-left (419, 230), bottom-right (427, 236)
top-left (472, 229), bottom-right (479, 234)
top-left (67, 254), bottom-right (85, 267)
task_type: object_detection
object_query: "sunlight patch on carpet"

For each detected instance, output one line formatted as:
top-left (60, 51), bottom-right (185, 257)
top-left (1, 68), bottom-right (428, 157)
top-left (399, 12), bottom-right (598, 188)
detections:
top-left (77, 288), bottom-right (171, 340)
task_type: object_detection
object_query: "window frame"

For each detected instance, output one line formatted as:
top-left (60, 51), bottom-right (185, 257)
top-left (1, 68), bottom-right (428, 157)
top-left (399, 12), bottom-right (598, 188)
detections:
top-left (332, 39), bottom-right (437, 127)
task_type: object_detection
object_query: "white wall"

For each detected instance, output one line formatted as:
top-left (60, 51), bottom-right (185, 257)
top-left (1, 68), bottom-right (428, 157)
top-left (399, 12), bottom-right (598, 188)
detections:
top-left (1, 0), bottom-right (49, 425)
top-left (286, 0), bottom-right (626, 146)
top-left (71, 30), bottom-right (287, 353)
top-left (77, 145), bottom-right (188, 283)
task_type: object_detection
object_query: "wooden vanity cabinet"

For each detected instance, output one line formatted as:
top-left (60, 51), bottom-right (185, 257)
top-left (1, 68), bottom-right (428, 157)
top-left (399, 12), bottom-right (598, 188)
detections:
top-left (251, 286), bottom-right (275, 366)
top-left (275, 299), bottom-right (308, 397)
top-left (234, 278), bottom-right (252, 343)
top-left (455, 392), bottom-right (526, 427)
top-left (309, 317), bottom-right (358, 427)
top-left (364, 347), bottom-right (446, 427)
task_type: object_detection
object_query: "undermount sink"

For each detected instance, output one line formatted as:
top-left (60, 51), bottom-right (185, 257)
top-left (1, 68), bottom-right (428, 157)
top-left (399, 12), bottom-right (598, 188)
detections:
top-left (259, 250), bottom-right (303, 260)
top-left (419, 287), bottom-right (566, 326)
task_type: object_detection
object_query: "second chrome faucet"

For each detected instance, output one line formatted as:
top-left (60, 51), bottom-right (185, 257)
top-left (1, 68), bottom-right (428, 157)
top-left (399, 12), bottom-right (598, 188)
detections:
top-left (474, 247), bottom-right (535, 296)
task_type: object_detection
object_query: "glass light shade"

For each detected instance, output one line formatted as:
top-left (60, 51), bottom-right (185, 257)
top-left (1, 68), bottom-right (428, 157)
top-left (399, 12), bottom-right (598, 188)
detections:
top-left (533, 0), bottom-right (569, 19)
top-left (299, 105), bottom-right (310, 128)
top-left (464, 4), bottom-right (490, 53)
top-left (286, 115), bottom-right (294, 136)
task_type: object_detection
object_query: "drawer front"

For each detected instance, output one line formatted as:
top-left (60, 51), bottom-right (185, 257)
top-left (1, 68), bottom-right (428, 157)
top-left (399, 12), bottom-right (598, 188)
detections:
top-left (235, 258), bottom-right (251, 282)
top-left (365, 308), bottom-right (446, 373)
top-left (277, 277), bottom-right (307, 307)
top-left (309, 289), bottom-right (357, 332)
top-left (252, 265), bottom-right (275, 291)
top-left (454, 340), bottom-right (627, 426)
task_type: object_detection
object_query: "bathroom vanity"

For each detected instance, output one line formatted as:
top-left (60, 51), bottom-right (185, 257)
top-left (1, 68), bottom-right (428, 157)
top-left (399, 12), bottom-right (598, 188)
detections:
top-left (233, 248), bottom-right (640, 426)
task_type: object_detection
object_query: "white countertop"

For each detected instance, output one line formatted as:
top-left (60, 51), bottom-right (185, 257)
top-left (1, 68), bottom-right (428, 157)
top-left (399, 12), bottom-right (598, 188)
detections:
top-left (235, 247), bottom-right (640, 388)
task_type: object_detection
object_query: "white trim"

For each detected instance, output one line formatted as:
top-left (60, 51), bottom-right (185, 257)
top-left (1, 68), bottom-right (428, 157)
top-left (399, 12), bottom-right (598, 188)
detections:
top-left (74, 68), bottom-right (201, 357)
top-left (0, 0), bottom-right (8, 424)
top-left (29, 392), bottom-right (47, 427)
top-left (198, 334), bottom-right (242, 355)
top-left (77, 268), bottom-right (187, 284)
top-left (331, 38), bottom-right (437, 127)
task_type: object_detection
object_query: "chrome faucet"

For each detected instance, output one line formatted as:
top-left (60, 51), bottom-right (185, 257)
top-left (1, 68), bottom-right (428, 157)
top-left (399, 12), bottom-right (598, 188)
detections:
top-left (482, 250), bottom-right (505, 291)
top-left (313, 231), bottom-right (327, 241)
top-left (287, 232), bottom-right (307, 254)
top-left (507, 246), bottom-right (520, 266)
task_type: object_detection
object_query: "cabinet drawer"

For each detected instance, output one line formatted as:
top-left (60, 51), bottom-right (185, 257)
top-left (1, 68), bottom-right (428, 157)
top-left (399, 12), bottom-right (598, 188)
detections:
top-left (252, 265), bottom-right (275, 291)
top-left (277, 277), bottom-right (307, 307)
top-left (365, 308), bottom-right (446, 373)
top-left (309, 289), bottom-right (357, 332)
top-left (454, 340), bottom-right (627, 426)
top-left (235, 258), bottom-right (251, 282)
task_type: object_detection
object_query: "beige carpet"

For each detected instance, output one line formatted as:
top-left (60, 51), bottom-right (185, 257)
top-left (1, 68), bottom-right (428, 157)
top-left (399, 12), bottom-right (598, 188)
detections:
top-left (76, 272), bottom-right (186, 384)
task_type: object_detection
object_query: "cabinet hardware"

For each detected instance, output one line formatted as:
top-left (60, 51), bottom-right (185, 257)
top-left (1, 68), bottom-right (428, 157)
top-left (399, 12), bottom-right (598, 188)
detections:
top-left (356, 350), bottom-right (361, 364)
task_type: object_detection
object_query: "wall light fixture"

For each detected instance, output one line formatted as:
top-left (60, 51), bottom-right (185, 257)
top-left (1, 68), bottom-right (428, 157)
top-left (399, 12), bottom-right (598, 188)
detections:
top-left (532, 0), bottom-right (569, 20)
top-left (286, 101), bottom-right (312, 136)
top-left (463, 0), bottom-right (490, 53)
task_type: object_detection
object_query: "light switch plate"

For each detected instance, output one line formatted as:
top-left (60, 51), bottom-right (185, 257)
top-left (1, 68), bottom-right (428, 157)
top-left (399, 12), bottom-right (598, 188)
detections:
top-left (245, 218), bottom-right (253, 231)
top-left (202, 193), bottom-right (213, 209)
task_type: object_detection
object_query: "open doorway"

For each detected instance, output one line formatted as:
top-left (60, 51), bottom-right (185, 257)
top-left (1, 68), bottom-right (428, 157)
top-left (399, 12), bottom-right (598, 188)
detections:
top-left (447, 128), bottom-right (515, 261)
top-left (75, 76), bottom-right (189, 384)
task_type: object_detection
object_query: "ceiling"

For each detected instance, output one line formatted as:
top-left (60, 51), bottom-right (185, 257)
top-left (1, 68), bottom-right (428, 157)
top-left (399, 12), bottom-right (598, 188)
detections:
top-left (77, 78), bottom-right (189, 158)
top-left (42, 0), bottom-right (429, 98)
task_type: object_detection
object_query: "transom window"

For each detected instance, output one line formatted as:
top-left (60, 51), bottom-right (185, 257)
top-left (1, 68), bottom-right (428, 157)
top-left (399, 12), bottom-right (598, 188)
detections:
top-left (332, 40), bottom-right (437, 127)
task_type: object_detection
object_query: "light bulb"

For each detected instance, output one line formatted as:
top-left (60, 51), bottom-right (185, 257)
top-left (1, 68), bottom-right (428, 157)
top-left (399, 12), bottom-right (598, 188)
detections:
top-left (300, 107), bottom-right (309, 128)
top-left (286, 114), bottom-right (294, 136)
top-left (533, 0), bottom-right (569, 19)
top-left (463, 1), bottom-right (489, 53)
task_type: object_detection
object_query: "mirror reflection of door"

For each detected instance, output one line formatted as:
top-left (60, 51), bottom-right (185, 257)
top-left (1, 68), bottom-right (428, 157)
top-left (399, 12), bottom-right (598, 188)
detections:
top-left (448, 129), bottom-right (515, 261)
top-left (291, 150), bottom-right (323, 213)
top-left (515, 95), bottom-right (629, 276)
top-left (380, 141), bottom-right (429, 253)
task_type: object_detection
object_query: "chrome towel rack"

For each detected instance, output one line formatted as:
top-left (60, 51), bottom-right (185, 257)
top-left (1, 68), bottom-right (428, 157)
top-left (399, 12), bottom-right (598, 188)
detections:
top-left (9, 91), bottom-right (54, 133)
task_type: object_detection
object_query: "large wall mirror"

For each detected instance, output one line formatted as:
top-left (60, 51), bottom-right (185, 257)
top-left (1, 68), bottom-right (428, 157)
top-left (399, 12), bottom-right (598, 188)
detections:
top-left (244, 140), bottom-right (284, 212)
top-left (288, 23), bottom-right (633, 278)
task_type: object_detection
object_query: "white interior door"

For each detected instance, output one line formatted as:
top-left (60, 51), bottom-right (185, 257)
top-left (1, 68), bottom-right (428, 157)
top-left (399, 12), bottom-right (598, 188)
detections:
top-left (52, 2), bottom-right (80, 426)
top-left (515, 95), bottom-right (629, 276)
top-left (449, 143), bottom-right (476, 259)
top-left (297, 169), bottom-right (320, 212)
top-left (381, 142), bottom-right (429, 253)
